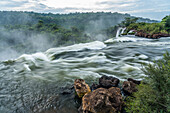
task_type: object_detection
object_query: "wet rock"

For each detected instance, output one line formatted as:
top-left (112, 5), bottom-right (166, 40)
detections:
top-left (108, 87), bottom-right (124, 112)
top-left (61, 90), bottom-right (72, 95)
top-left (90, 83), bottom-right (100, 91)
top-left (99, 75), bottom-right (120, 88)
top-left (80, 87), bottom-right (123, 113)
top-left (122, 81), bottom-right (137, 95)
top-left (152, 34), bottom-right (160, 38)
top-left (135, 31), bottom-right (170, 39)
top-left (74, 79), bottom-right (91, 98)
top-left (159, 33), bottom-right (170, 37)
top-left (61, 86), bottom-right (74, 95)
top-left (127, 78), bottom-right (141, 85)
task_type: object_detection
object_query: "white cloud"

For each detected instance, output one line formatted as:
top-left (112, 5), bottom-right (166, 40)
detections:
top-left (0, 0), bottom-right (169, 20)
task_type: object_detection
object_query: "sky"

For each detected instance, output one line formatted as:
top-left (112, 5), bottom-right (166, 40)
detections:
top-left (0, 0), bottom-right (170, 20)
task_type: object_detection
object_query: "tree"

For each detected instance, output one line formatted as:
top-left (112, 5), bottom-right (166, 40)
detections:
top-left (162, 15), bottom-right (170, 34)
top-left (121, 17), bottom-right (138, 27)
top-left (36, 20), bottom-right (44, 29)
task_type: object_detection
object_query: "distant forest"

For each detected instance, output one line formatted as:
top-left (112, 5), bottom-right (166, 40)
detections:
top-left (0, 11), bottom-right (158, 59)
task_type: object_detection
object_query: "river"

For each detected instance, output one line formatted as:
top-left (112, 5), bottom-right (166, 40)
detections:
top-left (0, 35), bottom-right (170, 113)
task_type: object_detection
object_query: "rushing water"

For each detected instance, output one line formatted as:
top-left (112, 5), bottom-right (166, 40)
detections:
top-left (0, 35), bottom-right (170, 113)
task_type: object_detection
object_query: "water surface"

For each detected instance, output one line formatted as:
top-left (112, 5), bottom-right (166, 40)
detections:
top-left (0, 36), bottom-right (170, 113)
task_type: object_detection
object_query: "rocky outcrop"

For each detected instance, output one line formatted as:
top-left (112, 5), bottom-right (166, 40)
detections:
top-left (152, 33), bottom-right (170, 38)
top-left (135, 31), bottom-right (170, 39)
top-left (127, 78), bottom-right (141, 85)
top-left (122, 81), bottom-right (137, 96)
top-left (90, 76), bottom-right (120, 91)
top-left (79, 87), bottom-right (123, 113)
top-left (122, 78), bottom-right (141, 96)
top-left (74, 79), bottom-right (91, 98)
top-left (90, 83), bottom-right (100, 91)
top-left (74, 77), bottom-right (141, 113)
top-left (99, 75), bottom-right (120, 88)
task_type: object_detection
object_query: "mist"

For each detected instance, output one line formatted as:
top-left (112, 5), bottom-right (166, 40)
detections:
top-left (0, 11), bottom-right (157, 61)
top-left (80, 13), bottom-right (128, 41)
top-left (0, 27), bottom-right (54, 61)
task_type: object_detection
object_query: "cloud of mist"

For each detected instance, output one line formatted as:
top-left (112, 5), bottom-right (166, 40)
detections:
top-left (0, 27), bottom-right (53, 61)
top-left (83, 15), bottom-right (123, 41)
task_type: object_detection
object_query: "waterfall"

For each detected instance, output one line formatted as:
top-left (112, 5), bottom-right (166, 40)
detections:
top-left (121, 27), bottom-right (126, 35)
top-left (116, 28), bottom-right (122, 38)
top-left (116, 27), bottom-right (126, 38)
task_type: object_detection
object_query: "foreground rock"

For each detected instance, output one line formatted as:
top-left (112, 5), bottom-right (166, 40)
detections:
top-left (122, 81), bottom-right (137, 96)
top-left (90, 83), bottom-right (100, 91)
top-left (79, 87), bottom-right (124, 113)
top-left (122, 78), bottom-right (141, 95)
top-left (74, 79), bottom-right (91, 98)
top-left (99, 75), bottom-right (120, 88)
top-left (127, 78), bottom-right (141, 85)
top-left (122, 78), bottom-right (141, 96)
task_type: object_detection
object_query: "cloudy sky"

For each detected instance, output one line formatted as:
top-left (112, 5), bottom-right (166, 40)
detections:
top-left (0, 0), bottom-right (170, 20)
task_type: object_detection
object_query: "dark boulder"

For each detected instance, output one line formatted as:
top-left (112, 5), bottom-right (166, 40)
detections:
top-left (79, 87), bottom-right (124, 113)
top-left (90, 83), bottom-right (100, 91)
top-left (108, 87), bottom-right (124, 112)
top-left (122, 81), bottom-right (138, 96)
top-left (127, 78), bottom-right (141, 85)
top-left (99, 75), bottom-right (120, 88)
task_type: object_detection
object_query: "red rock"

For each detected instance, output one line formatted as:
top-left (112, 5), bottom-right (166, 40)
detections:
top-left (74, 79), bottom-right (91, 98)
top-left (152, 34), bottom-right (160, 38)
top-left (135, 31), bottom-right (170, 39)
top-left (80, 87), bottom-right (124, 113)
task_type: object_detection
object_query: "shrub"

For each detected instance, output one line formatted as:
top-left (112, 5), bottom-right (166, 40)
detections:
top-left (125, 52), bottom-right (170, 113)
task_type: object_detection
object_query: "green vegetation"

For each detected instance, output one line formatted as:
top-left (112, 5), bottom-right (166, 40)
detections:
top-left (125, 52), bottom-right (170, 113)
top-left (123, 15), bottom-right (170, 35)
top-left (4, 20), bottom-right (92, 46)
top-left (0, 11), bottom-right (158, 55)
top-left (162, 16), bottom-right (170, 34)
top-left (0, 11), bottom-right (157, 28)
top-left (120, 17), bottom-right (138, 27)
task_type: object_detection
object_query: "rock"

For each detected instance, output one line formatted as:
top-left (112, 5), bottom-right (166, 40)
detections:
top-left (159, 33), bottom-right (170, 37)
top-left (60, 85), bottom-right (74, 95)
top-left (152, 34), bottom-right (160, 38)
top-left (122, 81), bottom-right (137, 95)
top-left (135, 30), bottom-right (170, 39)
top-left (99, 75), bottom-right (120, 88)
top-left (90, 83), bottom-right (100, 91)
top-left (108, 87), bottom-right (124, 112)
top-left (80, 87), bottom-right (123, 113)
top-left (135, 31), bottom-right (150, 38)
top-left (127, 78), bottom-right (141, 85)
top-left (74, 79), bottom-right (91, 98)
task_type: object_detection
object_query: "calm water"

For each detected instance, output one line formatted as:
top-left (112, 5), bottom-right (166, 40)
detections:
top-left (0, 35), bottom-right (170, 113)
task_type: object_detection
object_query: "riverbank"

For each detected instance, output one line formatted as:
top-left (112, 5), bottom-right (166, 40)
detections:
top-left (121, 15), bottom-right (170, 39)
top-left (135, 31), bottom-right (170, 38)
